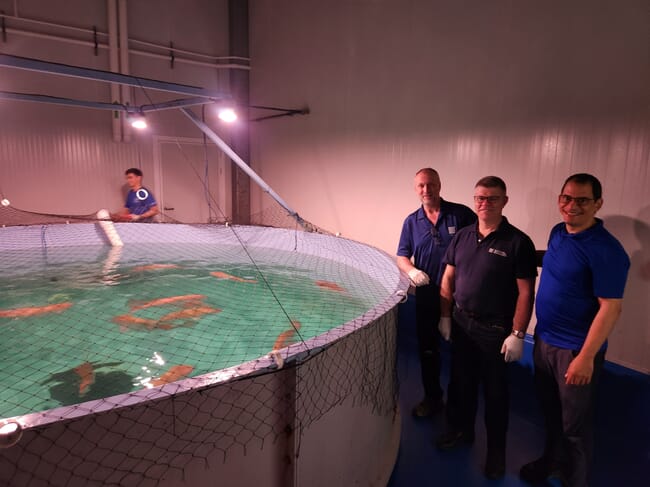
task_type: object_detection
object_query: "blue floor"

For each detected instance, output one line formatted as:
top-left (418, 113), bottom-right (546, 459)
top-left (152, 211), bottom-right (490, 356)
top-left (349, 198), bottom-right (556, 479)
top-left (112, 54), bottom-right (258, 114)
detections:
top-left (387, 297), bottom-right (650, 487)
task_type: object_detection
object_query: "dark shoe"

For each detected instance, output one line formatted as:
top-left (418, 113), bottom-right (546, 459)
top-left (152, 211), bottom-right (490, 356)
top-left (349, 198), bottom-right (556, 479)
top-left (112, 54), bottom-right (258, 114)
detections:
top-left (411, 397), bottom-right (444, 418)
top-left (435, 430), bottom-right (475, 450)
top-left (485, 449), bottom-right (506, 480)
top-left (519, 457), bottom-right (555, 483)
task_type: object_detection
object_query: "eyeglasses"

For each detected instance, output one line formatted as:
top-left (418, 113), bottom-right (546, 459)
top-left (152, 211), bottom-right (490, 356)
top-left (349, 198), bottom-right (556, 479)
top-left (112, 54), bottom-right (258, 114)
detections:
top-left (473, 196), bottom-right (502, 204)
top-left (558, 194), bottom-right (596, 206)
top-left (431, 226), bottom-right (442, 245)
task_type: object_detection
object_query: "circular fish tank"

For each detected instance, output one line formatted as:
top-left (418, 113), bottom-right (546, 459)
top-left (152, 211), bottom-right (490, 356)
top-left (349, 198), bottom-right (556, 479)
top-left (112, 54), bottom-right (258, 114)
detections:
top-left (0, 222), bottom-right (408, 487)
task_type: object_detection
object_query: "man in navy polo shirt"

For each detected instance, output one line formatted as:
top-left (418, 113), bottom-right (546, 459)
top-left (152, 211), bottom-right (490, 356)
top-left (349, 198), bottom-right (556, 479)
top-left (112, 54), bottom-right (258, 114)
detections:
top-left (520, 174), bottom-right (630, 487)
top-left (397, 168), bottom-right (476, 417)
top-left (436, 176), bottom-right (537, 480)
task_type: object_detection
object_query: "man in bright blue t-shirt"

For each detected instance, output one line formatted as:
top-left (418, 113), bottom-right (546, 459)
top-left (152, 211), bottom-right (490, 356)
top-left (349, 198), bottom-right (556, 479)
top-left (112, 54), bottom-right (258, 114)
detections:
top-left (520, 173), bottom-right (630, 487)
top-left (112, 168), bottom-right (159, 223)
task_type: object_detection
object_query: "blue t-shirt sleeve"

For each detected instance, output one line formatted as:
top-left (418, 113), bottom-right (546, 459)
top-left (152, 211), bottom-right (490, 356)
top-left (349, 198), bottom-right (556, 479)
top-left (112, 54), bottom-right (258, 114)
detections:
top-left (145, 193), bottom-right (157, 209)
top-left (397, 219), bottom-right (413, 257)
top-left (590, 239), bottom-right (630, 298)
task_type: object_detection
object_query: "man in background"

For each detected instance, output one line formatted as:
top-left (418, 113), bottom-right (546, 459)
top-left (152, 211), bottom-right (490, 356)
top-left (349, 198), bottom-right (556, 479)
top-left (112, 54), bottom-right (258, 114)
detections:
top-left (436, 176), bottom-right (537, 480)
top-left (520, 173), bottom-right (630, 487)
top-left (397, 167), bottom-right (476, 417)
top-left (112, 167), bottom-right (159, 222)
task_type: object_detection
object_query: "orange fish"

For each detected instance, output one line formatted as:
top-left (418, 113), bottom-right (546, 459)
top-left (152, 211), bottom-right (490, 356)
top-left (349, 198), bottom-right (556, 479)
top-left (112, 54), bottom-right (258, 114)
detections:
top-left (112, 314), bottom-right (172, 332)
top-left (314, 280), bottom-right (345, 292)
top-left (150, 364), bottom-right (194, 387)
top-left (273, 320), bottom-right (302, 351)
top-left (131, 264), bottom-right (180, 272)
top-left (129, 294), bottom-right (206, 311)
top-left (73, 361), bottom-right (95, 395)
top-left (210, 271), bottom-right (258, 283)
top-left (0, 301), bottom-right (73, 318)
top-left (158, 305), bottom-right (222, 324)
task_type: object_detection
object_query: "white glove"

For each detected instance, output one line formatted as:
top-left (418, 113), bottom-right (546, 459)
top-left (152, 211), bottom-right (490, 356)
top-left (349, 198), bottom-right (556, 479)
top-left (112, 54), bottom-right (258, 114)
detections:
top-left (407, 268), bottom-right (430, 287)
top-left (501, 334), bottom-right (524, 362)
top-left (438, 316), bottom-right (451, 341)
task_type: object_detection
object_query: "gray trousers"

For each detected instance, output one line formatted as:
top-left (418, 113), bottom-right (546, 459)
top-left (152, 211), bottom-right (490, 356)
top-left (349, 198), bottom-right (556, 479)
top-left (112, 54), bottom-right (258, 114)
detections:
top-left (533, 337), bottom-right (605, 487)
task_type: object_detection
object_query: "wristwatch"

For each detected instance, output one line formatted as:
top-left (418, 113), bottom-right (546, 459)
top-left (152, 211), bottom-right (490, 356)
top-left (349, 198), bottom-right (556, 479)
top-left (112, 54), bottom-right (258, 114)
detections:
top-left (511, 329), bottom-right (525, 339)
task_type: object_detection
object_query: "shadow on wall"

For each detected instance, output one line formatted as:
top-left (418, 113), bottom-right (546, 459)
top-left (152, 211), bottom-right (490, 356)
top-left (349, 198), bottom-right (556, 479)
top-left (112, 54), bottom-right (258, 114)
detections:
top-left (602, 207), bottom-right (650, 373)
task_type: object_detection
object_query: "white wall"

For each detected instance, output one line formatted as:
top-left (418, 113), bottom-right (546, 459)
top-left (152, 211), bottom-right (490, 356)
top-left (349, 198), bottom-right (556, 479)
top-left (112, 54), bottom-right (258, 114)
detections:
top-left (248, 0), bottom-right (650, 372)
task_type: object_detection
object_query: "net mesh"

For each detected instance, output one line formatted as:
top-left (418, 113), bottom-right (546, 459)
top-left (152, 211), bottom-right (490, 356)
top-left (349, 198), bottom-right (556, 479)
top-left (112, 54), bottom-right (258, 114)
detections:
top-left (0, 163), bottom-right (408, 486)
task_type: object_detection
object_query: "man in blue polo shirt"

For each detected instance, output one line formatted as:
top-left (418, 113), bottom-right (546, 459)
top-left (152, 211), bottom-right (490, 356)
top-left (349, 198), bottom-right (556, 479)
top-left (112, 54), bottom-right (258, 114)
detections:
top-left (520, 173), bottom-right (630, 487)
top-left (436, 176), bottom-right (537, 480)
top-left (397, 167), bottom-right (476, 417)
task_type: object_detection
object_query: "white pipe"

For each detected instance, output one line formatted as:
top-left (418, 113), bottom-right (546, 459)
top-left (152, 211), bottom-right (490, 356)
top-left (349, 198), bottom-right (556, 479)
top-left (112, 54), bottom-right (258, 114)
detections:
top-left (128, 49), bottom-right (249, 70)
top-left (96, 210), bottom-right (123, 247)
top-left (1, 27), bottom-right (250, 70)
top-left (118, 0), bottom-right (131, 142)
top-left (107, 0), bottom-right (121, 142)
top-left (2, 13), bottom-right (247, 63)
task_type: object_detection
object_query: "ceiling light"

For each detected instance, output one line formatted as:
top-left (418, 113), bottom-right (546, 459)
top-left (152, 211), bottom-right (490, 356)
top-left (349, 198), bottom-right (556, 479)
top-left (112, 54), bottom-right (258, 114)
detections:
top-left (128, 112), bottom-right (147, 129)
top-left (218, 107), bottom-right (238, 123)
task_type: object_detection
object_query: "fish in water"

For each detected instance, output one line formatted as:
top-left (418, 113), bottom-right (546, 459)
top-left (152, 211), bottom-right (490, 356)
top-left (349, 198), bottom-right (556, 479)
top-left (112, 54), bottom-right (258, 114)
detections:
top-left (129, 294), bottom-right (206, 311)
top-left (74, 361), bottom-right (95, 396)
top-left (149, 364), bottom-right (194, 387)
top-left (273, 320), bottom-right (302, 351)
top-left (314, 280), bottom-right (346, 292)
top-left (0, 301), bottom-right (73, 319)
top-left (112, 314), bottom-right (173, 332)
top-left (131, 264), bottom-right (180, 272)
top-left (158, 305), bottom-right (222, 325)
top-left (210, 271), bottom-right (258, 283)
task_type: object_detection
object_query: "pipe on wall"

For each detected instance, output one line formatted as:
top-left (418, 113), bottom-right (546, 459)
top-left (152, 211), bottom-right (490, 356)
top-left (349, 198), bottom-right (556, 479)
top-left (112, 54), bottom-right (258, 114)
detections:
top-left (107, 0), bottom-right (122, 142)
top-left (118, 0), bottom-right (131, 142)
top-left (0, 25), bottom-right (248, 70)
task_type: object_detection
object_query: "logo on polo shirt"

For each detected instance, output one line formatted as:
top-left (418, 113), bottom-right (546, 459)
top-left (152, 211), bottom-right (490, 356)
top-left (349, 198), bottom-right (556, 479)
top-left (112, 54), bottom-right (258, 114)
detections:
top-left (488, 248), bottom-right (507, 257)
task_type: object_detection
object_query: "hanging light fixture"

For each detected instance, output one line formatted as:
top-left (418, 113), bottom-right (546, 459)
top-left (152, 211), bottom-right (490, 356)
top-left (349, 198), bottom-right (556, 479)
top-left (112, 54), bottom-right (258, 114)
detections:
top-left (215, 101), bottom-right (309, 124)
top-left (128, 111), bottom-right (147, 129)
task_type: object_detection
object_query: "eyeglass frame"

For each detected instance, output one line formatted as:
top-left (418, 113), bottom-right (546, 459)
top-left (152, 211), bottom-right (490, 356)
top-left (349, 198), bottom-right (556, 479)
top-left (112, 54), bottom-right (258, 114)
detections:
top-left (430, 226), bottom-right (443, 245)
top-left (473, 195), bottom-right (502, 204)
top-left (558, 194), bottom-right (597, 207)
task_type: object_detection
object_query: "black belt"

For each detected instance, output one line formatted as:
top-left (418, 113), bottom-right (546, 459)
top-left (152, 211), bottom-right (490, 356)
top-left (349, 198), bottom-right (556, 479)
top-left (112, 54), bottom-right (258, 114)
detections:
top-left (455, 306), bottom-right (508, 323)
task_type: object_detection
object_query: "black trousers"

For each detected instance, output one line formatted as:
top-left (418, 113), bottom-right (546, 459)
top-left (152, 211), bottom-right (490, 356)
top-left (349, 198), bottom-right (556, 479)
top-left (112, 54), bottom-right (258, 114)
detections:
top-left (533, 337), bottom-right (605, 487)
top-left (414, 284), bottom-right (443, 402)
top-left (448, 307), bottom-right (510, 453)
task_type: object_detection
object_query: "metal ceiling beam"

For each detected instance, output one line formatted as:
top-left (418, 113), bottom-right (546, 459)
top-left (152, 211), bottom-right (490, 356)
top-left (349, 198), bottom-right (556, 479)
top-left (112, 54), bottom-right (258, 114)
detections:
top-left (0, 53), bottom-right (231, 100)
top-left (0, 90), bottom-right (125, 111)
top-left (0, 90), bottom-right (217, 113)
top-left (181, 107), bottom-right (307, 230)
top-left (140, 96), bottom-right (215, 112)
